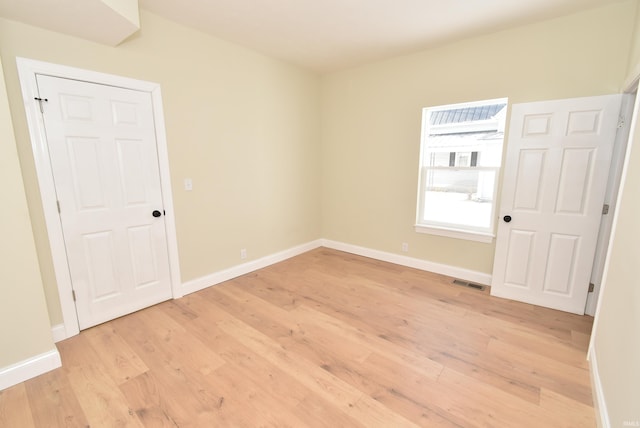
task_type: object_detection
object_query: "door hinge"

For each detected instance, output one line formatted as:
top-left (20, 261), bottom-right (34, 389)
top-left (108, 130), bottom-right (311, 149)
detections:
top-left (72, 290), bottom-right (76, 301)
top-left (56, 200), bottom-right (61, 213)
top-left (589, 283), bottom-right (595, 292)
top-left (617, 115), bottom-right (625, 129)
top-left (602, 204), bottom-right (610, 215)
top-left (34, 97), bottom-right (48, 114)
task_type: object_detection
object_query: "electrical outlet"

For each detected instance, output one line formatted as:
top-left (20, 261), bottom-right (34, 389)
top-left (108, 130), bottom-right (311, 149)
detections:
top-left (240, 248), bottom-right (247, 260)
top-left (401, 242), bottom-right (409, 252)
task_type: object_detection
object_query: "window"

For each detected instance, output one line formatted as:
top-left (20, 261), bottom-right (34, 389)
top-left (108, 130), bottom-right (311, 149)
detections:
top-left (415, 98), bottom-right (508, 242)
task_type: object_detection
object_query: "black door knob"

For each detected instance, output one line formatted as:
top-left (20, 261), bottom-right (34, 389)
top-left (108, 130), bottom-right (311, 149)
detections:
top-left (152, 210), bottom-right (162, 218)
top-left (503, 215), bottom-right (512, 223)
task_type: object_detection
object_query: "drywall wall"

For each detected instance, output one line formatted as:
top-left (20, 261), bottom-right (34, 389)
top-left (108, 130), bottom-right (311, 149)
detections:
top-left (625, 1), bottom-right (640, 86)
top-left (0, 56), bottom-right (55, 368)
top-left (320, 1), bottom-right (636, 275)
top-left (0, 10), bottom-right (322, 326)
top-left (590, 2), bottom-right (640, 425)
top-left (591, 94), bottom-right (640, 427)
top-left (101, 0), bottom-right (140, 29)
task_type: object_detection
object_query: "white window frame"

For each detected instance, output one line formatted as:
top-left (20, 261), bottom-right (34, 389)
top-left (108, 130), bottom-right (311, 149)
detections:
top-left (415, 98), bottom-right (508, 243)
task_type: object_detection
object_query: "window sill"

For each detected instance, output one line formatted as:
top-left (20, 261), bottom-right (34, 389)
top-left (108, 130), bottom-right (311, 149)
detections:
top-left (414, 225), bottom-right (494, 243)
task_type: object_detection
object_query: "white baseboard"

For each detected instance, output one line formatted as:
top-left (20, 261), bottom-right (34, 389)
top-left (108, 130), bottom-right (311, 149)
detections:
top-left (321, 239), bottom-right (492, 285)
top-left (0, 349), bottom-right (61, 391)
top-left (588, 345), bottom-right (610, 428)
top-left (51, 324), bottom-right (66, 343)
top-left (181, 240), bottom-right (324, 295)
top-left (51, 238), bottom-right (489, 340)
top-left (180, 238), bottom-right (492, 296)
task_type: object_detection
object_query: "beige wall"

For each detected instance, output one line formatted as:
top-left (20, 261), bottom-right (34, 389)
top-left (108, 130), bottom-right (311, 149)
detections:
top-left (0, 57), bottom-right (55, 367)
top-left (591, 2), bottom-right (640, 425)
top-left (320, 1), bottom-right (636, 274)
top-left (592, 99), bottom-right (640, 426)
top-left (625, 1), bottom-right (640, 85)
top-left (101, 0), bottom-right (140, 28)
top-left (0, 10), bottom-right (322, 326)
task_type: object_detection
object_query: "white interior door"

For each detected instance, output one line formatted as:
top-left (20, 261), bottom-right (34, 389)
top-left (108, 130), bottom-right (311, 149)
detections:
top-left (37, 74), bottom-right (172, 330)
top-left (491, 95), bottom-right (622, 314)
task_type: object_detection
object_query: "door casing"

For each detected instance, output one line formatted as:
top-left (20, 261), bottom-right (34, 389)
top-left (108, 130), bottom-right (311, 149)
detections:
top-left (585, 92), bottom-right (635, 315)
top-left (16, 57), bottom-right (182, 340)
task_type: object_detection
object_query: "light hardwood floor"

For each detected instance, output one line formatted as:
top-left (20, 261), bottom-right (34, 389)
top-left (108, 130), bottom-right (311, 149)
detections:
top-left (0, 248), bottom-right (596, 427)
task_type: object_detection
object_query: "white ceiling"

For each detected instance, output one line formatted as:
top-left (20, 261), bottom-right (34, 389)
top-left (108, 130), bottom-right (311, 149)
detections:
top-left (0, 0), bottom-right (140, 46)
top-left (0, 0), bottom-right (628, 73)
top-left (138, 0), bottom-right (626, 72)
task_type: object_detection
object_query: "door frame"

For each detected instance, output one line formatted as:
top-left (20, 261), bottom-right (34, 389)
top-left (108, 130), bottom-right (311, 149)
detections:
top-left (16, 57), bottom-right (182, 340)
top-left (585, 91), bottom-right (636, 315)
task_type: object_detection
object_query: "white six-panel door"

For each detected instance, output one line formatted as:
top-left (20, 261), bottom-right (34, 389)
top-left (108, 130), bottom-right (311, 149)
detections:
top-left (37, 74), bottom-right (172, 329)
top-left (491, 95), bottom-right (622, 314)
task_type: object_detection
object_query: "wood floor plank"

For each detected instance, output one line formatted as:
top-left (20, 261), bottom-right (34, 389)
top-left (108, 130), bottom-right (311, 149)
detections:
top-left (293, 393), bottom-right (367, 428)
top-left (216, 314), bottom-right (422, 427)
top-left (207, 362), bottom-right (311, 427)
top-left (289, 303), bottom-right (444, 381)
top-left (202, 285), bottom-right (298, 344)
top-left (112, 313), bottom-right (232, 427)
top-left (24, 369), bottom-right (89, 427)
top-left (0, 383), bottom-right (35, 428)
top-left (539, 388), bottom-right (596, 428)
top-left (57, 335), bottom-right (145, 427)
top-left (118, 372), bottom-right (180, 427)
top-left (434, 367), bottom-right (563, 428)
top-left (209, 285), bottom-right (374, 367)
top-left (462, 309), bottom-right (590, 368)
top-left (132, 304), bottom-right (227, 376)
top-left (451, 289), bottom-right (583, 343)
top-left (322, 350), bottom-right (461, 427)
top-left (426, 341), bottom-right (543, 405)
top-left (82, 322), bottom-right (149, 385)
top-left (230, 272), bottom-right (305, 311)
top-left (212, 337), bottom-right (310, 410)
top-left (486, 338), bottom-right (593, 406)
top-left (165, 294), bottom-right (366, 427)
top-left (3, 248), bottom-right (596, 427)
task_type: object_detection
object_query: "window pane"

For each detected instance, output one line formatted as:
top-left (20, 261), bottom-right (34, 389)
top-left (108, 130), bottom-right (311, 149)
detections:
top-left (426, 134), bottom-right (503, 167)
top-left (421, 169), bottom-right (497, 229)
top-left (416, 97), bottom-right (507, 238)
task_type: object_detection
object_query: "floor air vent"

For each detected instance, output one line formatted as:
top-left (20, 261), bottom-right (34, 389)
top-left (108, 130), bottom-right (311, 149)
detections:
top-left (452, 279), bottom-right (486, 291)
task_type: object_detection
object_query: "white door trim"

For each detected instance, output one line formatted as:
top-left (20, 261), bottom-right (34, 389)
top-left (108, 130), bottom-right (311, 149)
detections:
top-left (585, 93), bottom-right (635, 315)
top-left (16, 57), bottom-right (182, 340)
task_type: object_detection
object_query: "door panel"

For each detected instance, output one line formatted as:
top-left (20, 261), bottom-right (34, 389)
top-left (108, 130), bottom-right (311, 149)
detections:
top-left (555, 148), bottom-right (594, 214)
top-left (491, 95), bottom-right (621, 314)
top-left (543, 234), bottom-right (579, 295)
top-left (128, 225), bottom-right (159, 287)
top-left (117, 139), bottom-right (148, 205)
top-left (37, 74), bottom-right (172, 329)
top-left (84, 231), bottom-right (121, 300)
top-left (513, 149), bottom-right (546, 211)
top-left (504, 230), bottom-right (535, 287)
top-left (68, 137), bottom-right (106, 209)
